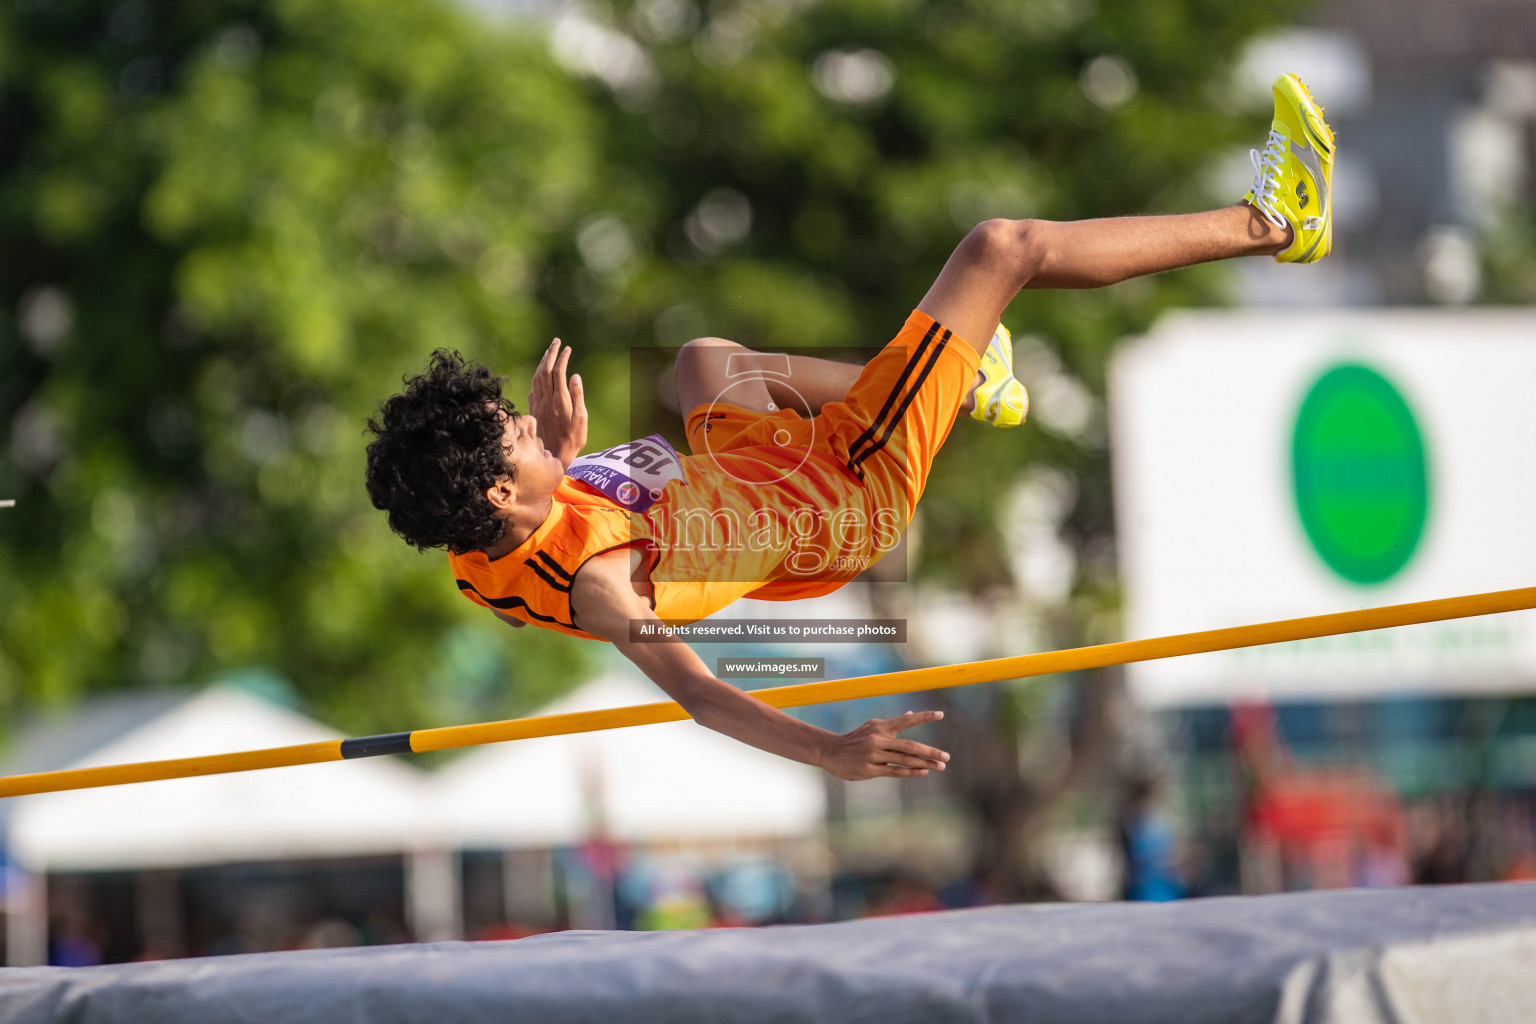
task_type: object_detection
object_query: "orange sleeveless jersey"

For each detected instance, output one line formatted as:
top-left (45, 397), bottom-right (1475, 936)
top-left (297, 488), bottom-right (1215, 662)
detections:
top-left (448, 311), bottom-right (980, 642)
top-left (446, 453), bottom-right (886, 642)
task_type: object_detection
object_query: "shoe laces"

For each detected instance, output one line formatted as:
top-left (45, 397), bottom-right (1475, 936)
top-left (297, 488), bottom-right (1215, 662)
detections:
top-left (1248, 129), bottom-right (1289, 230)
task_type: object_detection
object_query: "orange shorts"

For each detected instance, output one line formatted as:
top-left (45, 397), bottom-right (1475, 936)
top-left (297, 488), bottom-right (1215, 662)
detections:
top-left (682, 309), bottom-right (981, 523)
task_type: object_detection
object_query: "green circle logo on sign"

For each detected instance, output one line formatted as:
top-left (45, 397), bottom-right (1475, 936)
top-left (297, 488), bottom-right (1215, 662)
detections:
top-left (1292, 363), bottom-right (1430, 585)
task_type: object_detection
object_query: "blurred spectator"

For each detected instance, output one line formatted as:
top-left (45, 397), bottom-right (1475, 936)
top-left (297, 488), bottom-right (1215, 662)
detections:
top-left (1410, 799), bottom-right (1470, 886)
top-left (1116, 774), bottom-right (1186, 902)
top-left (939, 872), bottom-right (994, 910)
top-left (49, 910), bottom-right (105, 967)
top-left (48, 877), bottom-right (108, 966)
top-left (299, 918), bottom-right (361, 949)
top-left (1177, 837), bottom-right (1215, 899)
top-left (708, 859), bottom-right (798, 926)
top-left (1466, 793), bottom-right (1508, 883)
top-left (132, 942), bottom-right (181, 963)
top-left (1501, 802), bottom-right (1536, 882)
top-left (866, 870), bottom-right (943, 917)
top-left (1355, 818), bottom-right (1410, 888)
top-left (618, 855), bottom-right (713, 931)
top-left (471, 922), bottom-right (544, 941)
top-left (361, 905), bottom-right (411, 946)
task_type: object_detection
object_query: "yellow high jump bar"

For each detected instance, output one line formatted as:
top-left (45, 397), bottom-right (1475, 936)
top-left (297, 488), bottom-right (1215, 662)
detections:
top-left (2, 586), bottom-right (1533, 799)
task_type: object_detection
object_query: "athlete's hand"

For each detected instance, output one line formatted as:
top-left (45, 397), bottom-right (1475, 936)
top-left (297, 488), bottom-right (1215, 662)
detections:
top-left (819, 711), bottom-right (949, 781)
top-left (528, 337), bottom-right (588, 468)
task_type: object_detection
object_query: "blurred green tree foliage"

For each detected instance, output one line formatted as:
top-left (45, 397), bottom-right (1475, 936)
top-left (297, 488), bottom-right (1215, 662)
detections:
top-left (1482, 204), bottom-right (1536, 303)
top-left (0, 0), bottom-right (603, 730)
top-left (1, 0), bottom-right (1300, 736)
top-left (551, 0), bottom-right (1299, 605)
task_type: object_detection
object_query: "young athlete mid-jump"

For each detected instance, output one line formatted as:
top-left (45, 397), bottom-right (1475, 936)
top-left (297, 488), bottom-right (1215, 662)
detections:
top-left (366, 76), bottom-right (1332, 782)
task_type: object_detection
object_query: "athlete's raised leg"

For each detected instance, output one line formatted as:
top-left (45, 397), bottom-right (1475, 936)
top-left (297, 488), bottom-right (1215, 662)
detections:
top-left (923, 72), bottom-right (1334, 354)
top-left (919, 203), bottom-right (1289, 358)
top-left (675, 337), bottom-right (989, 418)
top-left (677, 338), bottom-right (987, 421)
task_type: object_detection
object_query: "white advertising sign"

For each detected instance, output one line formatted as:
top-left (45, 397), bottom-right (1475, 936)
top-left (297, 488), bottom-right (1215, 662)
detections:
top-left (1110, 310), bottom-right (1536, 706)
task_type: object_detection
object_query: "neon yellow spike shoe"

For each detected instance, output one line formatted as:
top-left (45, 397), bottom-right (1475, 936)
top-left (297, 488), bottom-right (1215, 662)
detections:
top-left (970, 323), bottom-right (1029, 428)
top-left (1244, 72), bottom-right (1335, 264)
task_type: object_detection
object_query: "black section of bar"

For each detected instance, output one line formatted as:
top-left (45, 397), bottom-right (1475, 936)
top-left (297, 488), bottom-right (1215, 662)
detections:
top-left (339, 732), bottom-right (414, 759)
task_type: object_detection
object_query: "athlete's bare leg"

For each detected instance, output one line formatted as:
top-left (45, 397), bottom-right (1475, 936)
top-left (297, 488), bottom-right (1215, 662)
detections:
top-left (679, 203), bottom-right (1281, 420)
top-left (676, 339), bottom-right (984, 419)
top-left (920, 202), bottom-right (1289, 357)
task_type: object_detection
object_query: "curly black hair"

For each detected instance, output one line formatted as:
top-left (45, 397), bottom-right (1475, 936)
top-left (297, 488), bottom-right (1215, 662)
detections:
top-left (365, 350), bottom-right (517, 554)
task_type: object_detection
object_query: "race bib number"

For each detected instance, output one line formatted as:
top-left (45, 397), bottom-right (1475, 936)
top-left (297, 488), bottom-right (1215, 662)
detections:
top-left (566, 435), bottom-right (687, 512)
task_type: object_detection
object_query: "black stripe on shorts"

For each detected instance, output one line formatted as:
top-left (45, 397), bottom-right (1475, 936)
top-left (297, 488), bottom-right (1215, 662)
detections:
top-left (847, 327), bottom-right (952, 479)
top-left (844, 322), bottom-right (942, 479)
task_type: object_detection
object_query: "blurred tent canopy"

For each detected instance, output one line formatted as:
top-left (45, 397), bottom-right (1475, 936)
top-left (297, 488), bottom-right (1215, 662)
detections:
top-left (434, 672), bottom-right (826, 849)
top-left (0, 0), bottom-right (1302, 732)
top-left (7, 683), bottom-right (434, 872)
top-left (5, 673), bottom-right (825, 870)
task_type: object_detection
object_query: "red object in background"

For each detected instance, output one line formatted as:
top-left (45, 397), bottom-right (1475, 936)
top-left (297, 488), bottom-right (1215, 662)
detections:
top-left (581, 837), bottom-right (624, 881)
top-left (1230, 701), bottom-right (1405, 878)
top-left (867, 873), bottom-right (945, 917)
top-left (1505, 853), bottom-right (1536, 882)
top-left (1246, 770), bottom-right (1403, 846)
top-left (471, 922), bottom-right (546, 941)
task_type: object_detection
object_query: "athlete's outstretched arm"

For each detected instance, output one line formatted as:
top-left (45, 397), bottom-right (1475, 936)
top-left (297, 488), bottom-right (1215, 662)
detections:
top-left (569, 548), bottom-right (949, 780)
top-left (919, 204), bottom-right (1290, 360)
top-left (527, 338), bottom-right (588, 468)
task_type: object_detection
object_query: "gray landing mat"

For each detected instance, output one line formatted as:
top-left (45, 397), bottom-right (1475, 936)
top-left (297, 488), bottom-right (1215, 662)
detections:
top-left (2, 883), bottom-right (1534, 1024)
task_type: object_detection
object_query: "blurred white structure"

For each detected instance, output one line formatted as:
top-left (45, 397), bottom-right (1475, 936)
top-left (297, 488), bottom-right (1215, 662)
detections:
top-left (1, 672), bottom-right (830, 961)
top-left (8, 686), bottom-right (434, 872)
top-left (1111, 309), bottom-right (1536, 705)
top-left (3, 686), bottom-right (443, 962)
top-left (434, 673), bottom-right (827, 848)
